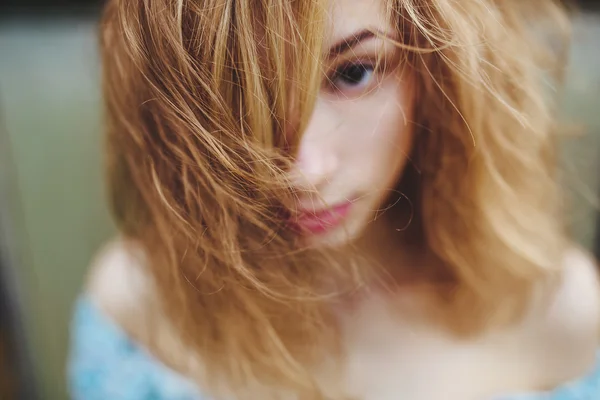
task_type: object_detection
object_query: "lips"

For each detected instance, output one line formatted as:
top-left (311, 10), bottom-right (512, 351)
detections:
top-left (293, 201), bottom-right (353, 235)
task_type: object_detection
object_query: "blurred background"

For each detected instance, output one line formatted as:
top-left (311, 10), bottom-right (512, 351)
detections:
top-left (0, 0), bottom-right (599, 399)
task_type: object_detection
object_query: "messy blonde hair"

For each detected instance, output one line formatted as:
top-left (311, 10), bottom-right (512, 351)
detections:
top-left (100, 0), bottom-right (571, 397)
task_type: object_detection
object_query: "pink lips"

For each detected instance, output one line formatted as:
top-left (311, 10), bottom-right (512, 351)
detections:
top-left (294, 201), bottom-right (352, 235)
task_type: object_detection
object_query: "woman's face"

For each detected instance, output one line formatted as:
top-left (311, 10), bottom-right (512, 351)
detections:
top-left (289, 0), bottom-right (415, 247)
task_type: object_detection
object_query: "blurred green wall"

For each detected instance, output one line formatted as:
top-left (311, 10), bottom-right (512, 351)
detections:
top-left (561, 14), bottom-right (600, 249)
top-left (0, 13), bottom-right (598, 400)
top-left (0, 19), bottom-right (114, 399)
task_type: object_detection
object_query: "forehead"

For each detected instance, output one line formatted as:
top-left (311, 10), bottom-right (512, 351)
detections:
top-left (326, 0), bottom-right (389, 44)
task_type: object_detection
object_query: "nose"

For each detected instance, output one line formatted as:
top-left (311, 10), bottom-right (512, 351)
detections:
top-left (290, 100), bottom-right (340, 191)
top-left (293, 142), bottom-right (339, 190)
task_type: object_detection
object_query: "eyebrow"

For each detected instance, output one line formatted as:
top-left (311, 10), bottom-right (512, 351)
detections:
top-left (327, 29), bottom-right (376, 60)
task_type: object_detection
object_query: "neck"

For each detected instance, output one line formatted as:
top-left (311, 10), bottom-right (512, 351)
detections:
top-left (349, 211), bottom-right (414, 289)
top-left (353, 200), bottom-right (450, 291)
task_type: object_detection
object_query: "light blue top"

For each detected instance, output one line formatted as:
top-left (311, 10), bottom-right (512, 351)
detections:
top-left (67, 296), bottom-right (600, 400)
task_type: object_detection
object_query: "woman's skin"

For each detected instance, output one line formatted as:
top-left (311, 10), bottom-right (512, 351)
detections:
top-left (288, 0), bottom-right (414, 248)
top-left (87, 0), bottom-right (600, 398)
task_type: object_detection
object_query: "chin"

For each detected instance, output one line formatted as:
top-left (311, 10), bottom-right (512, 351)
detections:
top-left (308, 214), bottom-right (369, 248)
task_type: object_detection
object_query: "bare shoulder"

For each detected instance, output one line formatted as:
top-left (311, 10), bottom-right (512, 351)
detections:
top-left (535, 246), bottom-right (600, 386)
top-left (551, 246), bottom-right (600, 331)
top-left (562, 246), bottom-right (598, 284)
top-left (85, 237), bottom-right (155, 322)
top-left (85, 237), bottom-right (205, 378)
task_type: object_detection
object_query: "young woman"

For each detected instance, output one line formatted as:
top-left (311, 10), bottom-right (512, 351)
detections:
top-left (69, 0), bottom-right (600, 399)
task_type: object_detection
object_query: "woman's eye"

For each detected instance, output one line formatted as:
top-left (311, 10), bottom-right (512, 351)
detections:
top-left (329, 62), bottom-right (376, 93)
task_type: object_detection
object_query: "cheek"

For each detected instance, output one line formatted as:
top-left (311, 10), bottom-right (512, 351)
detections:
top-left (355, 86), bottom-right (414, 184)
top-left (382, 82), bottom-right (414, 174)
top-left (372, 119), bottom-right (413, 191)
